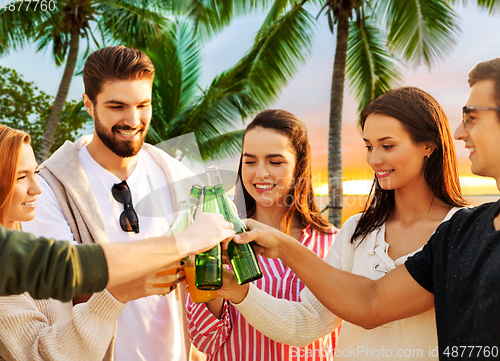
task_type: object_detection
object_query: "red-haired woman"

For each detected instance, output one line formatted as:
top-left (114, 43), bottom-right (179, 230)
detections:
top-left (186, 110), bottom-right (341, 360)
top-left (0, 125), bottom-right (177, 361)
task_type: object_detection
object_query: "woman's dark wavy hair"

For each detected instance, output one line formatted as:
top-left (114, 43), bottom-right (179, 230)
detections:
top-left (350, 87), bottom-right (470, 244)
top-left (234, 109), bottom-right (333, 235)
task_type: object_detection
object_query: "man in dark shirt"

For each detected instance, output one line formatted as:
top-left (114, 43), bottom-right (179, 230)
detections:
top-left (403, 58), bottom-right (500, 358)
top-left (232, 58), bottom-right (500, 360)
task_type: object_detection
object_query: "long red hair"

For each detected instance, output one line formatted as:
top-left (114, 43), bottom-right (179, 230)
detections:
top-left (0, 125), bottom-right (30, 227)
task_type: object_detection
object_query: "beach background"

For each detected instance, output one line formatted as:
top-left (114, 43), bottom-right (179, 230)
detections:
top-left (2, 2), bottom-right (499, 224)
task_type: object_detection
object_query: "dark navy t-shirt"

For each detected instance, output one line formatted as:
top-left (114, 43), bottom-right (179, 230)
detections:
top-left (405, 201), bottom-right (500, 360)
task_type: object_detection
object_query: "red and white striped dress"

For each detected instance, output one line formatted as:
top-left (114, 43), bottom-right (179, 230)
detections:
top-left (187, 225), bottom-right (341, 361)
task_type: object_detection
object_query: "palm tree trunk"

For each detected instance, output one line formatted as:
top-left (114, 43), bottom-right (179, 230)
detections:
top-left (328, 3), bottom-right (351, 227)
top-left (37, 28), bottom-right (80, 163)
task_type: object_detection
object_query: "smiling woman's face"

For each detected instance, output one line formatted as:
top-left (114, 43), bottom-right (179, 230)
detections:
top-left (363, 113), bottom-right (431, 191)
top-left (6, 143), bottom-right (42, 229)
top-left (241, 127), bottom-right (296, 209)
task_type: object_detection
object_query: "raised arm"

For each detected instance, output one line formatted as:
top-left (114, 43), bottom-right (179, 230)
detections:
top-left (233, 219), bottom-right (434, 329)
top-left (99, 212), bottom-right (235, 289)
top-left (0, 213), bottom-right (234, 302)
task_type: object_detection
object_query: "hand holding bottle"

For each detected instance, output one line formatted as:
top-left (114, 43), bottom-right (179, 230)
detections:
top-left (174, 213), bottom-right (235, 255)
top-left (108, 269), bottom-right (185, 303)
top-left (216, 268), bottom-right (250, 304)
top-left (233, 219), bottom-right (293, 259)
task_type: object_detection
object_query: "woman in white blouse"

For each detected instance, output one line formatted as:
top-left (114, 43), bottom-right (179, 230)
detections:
top-left (219, 87), bottom-right (470, 360)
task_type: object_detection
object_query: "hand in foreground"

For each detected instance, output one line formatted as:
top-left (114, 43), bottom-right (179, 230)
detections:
top-left (216, 268), bottom-right (249, 304)
top-left (175, 213), bottom-right (235, 255)
top-left (231, 219), bottom-right (291, 259)
top-left (107, 268), bottom-right (185, 303)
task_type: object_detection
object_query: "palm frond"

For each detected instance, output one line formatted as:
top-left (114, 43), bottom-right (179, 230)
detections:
top-left (449, 0), bottom-right (500, 14)
top-left (35, 13), bottom-right (69, 66)
top-left (148, 19), bottom-right (202, 135)
top-left (0, 2), bottom-right (50, 55)
top-left (197, 129), bottom-right (246, 161)
top-left (261, 0), bottom-right (294, 27)
top-left (164, 89), bottom-right (257, 141)
top-left (475, 0), bottom-right (500, 13)
top-left (378, 0), bottom-right (461, 67)
top-left (97, 0), bottom-right (171, 50)
top-left (185, 0), bottom-right (276, 40)
top-left (346, 17), bottom-right (402, 113)
top-left (214, 3), bottom-right (315, 108)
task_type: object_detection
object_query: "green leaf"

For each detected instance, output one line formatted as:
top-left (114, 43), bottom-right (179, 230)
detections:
top-left (449, 0), bottom-right (500, 14)
top-left (378, 0), bottom-right (461, 67)
top-left (184, 0), bottom-right (277, 40)
top-left (0, 66), bottom-right (88, 156)
top-left (148, 19), bottom-right (202, 136)
top-left (97, 0), bottom-right (171, 50)
top-left (216, 3), bottom-right (316, 108)
top-left (346, 17), bottom-right (402, 112)
top-left (0, 2), bottom-right (50, 55)
top-left (197, 129), bottom-right (246, 161)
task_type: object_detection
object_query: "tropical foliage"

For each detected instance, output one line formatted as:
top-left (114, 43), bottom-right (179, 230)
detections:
top-left (324, 0), bottom-right (499, 225)
top-left (147, 3), bottom-right (315, 161)
top-left (173, 0), bottom-right (500, 225)
top-left (0, 65), bottom-right (89, 155)
top-left (0, 0), bottom-right (170, 162)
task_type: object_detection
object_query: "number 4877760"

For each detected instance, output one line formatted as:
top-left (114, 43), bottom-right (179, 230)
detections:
top-left (2, 0), bottom-right (56, 11)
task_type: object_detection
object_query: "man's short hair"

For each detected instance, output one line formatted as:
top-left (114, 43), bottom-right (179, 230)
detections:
top-left (469, 58), bottom-right (500, 108)
top-left (83, 45), bottom-right (155, 103)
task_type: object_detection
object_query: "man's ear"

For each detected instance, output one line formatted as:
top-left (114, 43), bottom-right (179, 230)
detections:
top-left (82, 93), bottom-right (94, 118)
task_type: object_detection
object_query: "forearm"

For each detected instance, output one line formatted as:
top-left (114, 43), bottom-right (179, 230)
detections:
top-left (278, 237), bottom-right (377, 327)
top-left (104, 212), bottom-right (235, 289)
top-left (102, 236), bottom-right (182, 289)
top-left (233, 284), bottom-right (342, 346)
top-left (0, 226), bottom-right (107, 302)
top-left (279, 237), bottom-right (433, 328)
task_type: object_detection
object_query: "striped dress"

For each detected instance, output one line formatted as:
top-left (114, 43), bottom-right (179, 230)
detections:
top-left (186, 225), bottom-right (341, 361)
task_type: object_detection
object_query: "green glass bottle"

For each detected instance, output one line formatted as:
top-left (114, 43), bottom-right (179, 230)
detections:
top-left (208, 166), bottom-right (263, 285)
top-left (195, 186), bottom-right (223, 290)
top-left (168, 185), bottom-right (202, 236)
top-left (167, 185), bottom-right (217, 303)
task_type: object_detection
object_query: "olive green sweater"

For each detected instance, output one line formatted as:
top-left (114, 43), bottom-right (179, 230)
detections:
top-left (0, 226), bottom-right (108, 302)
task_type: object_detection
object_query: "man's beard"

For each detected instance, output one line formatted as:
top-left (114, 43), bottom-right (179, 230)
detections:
top-left (93, 110), bottom-right (147, 158)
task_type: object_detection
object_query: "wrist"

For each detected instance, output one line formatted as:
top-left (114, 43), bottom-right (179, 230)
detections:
top-left (277, 230), bottom-right (294, 260)
top-left (230, 283), bottom-right (250, 304)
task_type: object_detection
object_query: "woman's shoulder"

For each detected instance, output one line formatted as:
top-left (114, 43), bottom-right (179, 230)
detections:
top-left (341, 213), bottom-right (364, 234)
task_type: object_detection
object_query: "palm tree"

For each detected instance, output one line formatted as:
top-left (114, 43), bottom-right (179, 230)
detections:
top-left (147, 3), bottom-right (315, 162)
top-left (178, 0), bottom-right (500, 226)
top-left (0, 0), bottom-right (170, 162)
top-left (322, 0), bottom-right (500, 226)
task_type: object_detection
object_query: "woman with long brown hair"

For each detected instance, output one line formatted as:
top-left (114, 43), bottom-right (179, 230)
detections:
top-left (186, 109), bottom-right (341, 360)
top-left (218, 87), bottom-right (470, 360)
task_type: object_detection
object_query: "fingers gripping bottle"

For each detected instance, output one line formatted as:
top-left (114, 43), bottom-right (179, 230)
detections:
top-left (169, 185), bottom-right (216, 303)
top-left (208, 166), bottom-right (263, 285)
top-left (195, 186), bottom-right (223, 290)
top-left (168, 185), bottom-right (202, 237)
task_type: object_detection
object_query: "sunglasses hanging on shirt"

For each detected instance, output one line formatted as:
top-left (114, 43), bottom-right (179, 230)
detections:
top-left (112, 180), bottom-right (140, 233)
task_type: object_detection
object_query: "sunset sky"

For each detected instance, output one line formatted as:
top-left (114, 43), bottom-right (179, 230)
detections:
top-left (2, 2), bottom-right (500, 198)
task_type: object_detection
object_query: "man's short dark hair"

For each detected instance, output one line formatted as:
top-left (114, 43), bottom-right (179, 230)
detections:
top-left (83, 45), bottom-right (155, 103)
top-left (468, 58), bottom-right (500, 109)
